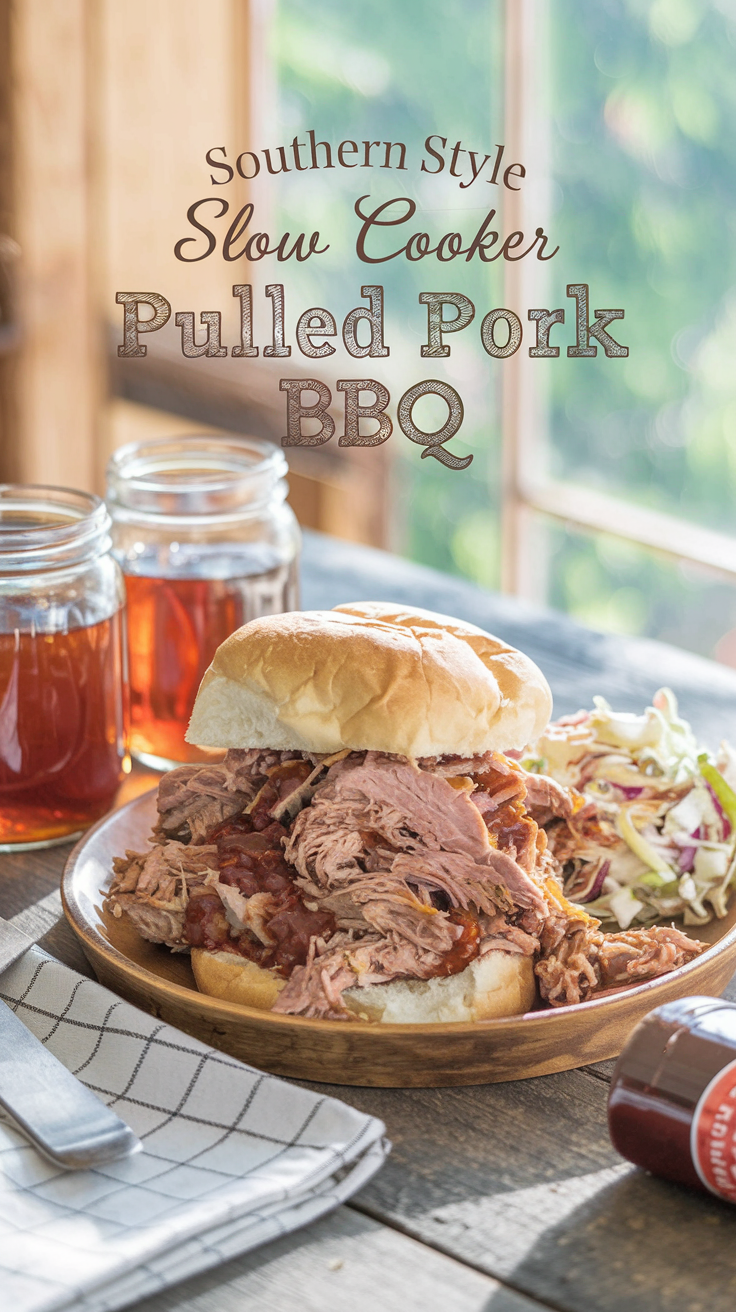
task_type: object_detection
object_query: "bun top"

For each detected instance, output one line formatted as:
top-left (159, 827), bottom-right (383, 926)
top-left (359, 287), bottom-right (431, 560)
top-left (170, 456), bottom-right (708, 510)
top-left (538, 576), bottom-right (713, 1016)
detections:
top-left (186, 601), bottom-right (552, 758)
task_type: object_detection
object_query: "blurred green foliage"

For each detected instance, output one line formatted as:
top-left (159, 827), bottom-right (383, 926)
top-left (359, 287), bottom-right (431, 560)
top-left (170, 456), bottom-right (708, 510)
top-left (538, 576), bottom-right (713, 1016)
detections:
top-left (550, 0), bottom-right (736, 526)
top-left (273, 0), bottom-right (505, 582)
top-left (548, 0), bottom-right (736, 657)
top-left (274, 0), bottom-right (736, 664)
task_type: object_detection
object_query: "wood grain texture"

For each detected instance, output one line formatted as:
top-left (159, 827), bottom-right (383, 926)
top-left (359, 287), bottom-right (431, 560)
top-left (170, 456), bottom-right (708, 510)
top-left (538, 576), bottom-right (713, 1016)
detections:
top-left (9, 0), bottom-right (100, 487)
top-left (188, 538), bottom-right (736, 1308)
top-left (0, 844), bottom-right (75, 920)
top-left (6, 535), bottom-right (736, 1312)
top-left (62, 790), bottom-right (736, 1088)
top-left (126, 1206), bottom-right (538, 1312)
top-left (312, 1075), bottom-right (736, 1312)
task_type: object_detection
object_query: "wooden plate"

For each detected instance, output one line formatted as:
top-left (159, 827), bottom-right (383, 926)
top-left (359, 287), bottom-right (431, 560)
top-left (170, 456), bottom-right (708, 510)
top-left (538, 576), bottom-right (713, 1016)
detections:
top-left (62, 790), bottom-right (736, 1088)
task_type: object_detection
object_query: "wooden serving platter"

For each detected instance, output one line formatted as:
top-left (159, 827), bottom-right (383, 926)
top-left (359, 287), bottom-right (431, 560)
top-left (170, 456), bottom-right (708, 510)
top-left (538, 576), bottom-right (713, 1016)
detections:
top-left (62, 790), bottom-right (736, 1088)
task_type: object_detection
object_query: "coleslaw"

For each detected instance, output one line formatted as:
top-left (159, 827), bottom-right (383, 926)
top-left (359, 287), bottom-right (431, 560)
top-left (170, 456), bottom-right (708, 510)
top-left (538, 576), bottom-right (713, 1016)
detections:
top-left (524, 689), bottom-right (736, 929)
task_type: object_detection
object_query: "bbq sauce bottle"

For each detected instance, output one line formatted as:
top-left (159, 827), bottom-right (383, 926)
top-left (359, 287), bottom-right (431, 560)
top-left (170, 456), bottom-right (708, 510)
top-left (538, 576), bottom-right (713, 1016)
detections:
top-left (608, 997), bottom-right (736, 1202)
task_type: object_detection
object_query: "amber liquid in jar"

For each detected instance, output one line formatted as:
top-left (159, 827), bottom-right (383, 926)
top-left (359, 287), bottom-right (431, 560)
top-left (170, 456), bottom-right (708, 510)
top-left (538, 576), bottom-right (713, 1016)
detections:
top-left (0, 612), bottom-right (125, 845)
top-left (125, 545), bottom-right (298, 767)
top-left (608, 997), bottom-right (736, 1201)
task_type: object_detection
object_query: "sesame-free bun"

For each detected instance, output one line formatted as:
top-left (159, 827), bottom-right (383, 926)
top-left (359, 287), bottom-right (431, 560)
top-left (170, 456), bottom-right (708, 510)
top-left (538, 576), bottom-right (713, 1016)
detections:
top-left (185, 601), bottom-right (552, 757)
top-left (191, 949), bottom-right (285, 1010)
top-left (343, 951), bottom-right (536, 1023)
top-left (190, 947), bottom-right (536, 1023)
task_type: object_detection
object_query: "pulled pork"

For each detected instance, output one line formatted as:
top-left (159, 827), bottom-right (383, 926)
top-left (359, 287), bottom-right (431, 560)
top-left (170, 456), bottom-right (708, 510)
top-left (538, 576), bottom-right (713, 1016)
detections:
top-left (109, 842), bottom-right (219, 948)
top-left (153, 748), bottom-right (314, 844)
top-left (107, 745), bottom-right (706, 1019)
top-left (536, 909), bottom-right (702, 1005)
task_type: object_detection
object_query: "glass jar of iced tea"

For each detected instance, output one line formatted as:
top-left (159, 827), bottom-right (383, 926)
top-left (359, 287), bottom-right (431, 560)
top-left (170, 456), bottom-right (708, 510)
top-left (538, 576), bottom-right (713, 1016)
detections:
top-left (0, 486), bottom-right (126, 850)
top-left (107, 436), bottom-right (300, 770)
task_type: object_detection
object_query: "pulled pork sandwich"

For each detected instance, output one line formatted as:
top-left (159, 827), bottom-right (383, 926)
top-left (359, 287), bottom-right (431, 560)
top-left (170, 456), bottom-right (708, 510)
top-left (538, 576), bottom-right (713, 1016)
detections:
top-left (107, 603), bottom-right (705, 1021)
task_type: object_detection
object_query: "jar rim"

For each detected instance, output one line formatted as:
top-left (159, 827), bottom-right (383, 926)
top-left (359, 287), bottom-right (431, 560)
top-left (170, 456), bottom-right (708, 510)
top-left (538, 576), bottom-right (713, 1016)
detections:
top-left (106, 435), bottom-right (288, 521)
top-left (0, 484), bottom-right (111, 572)
top-left (107, 435), bottom-right (286, 493)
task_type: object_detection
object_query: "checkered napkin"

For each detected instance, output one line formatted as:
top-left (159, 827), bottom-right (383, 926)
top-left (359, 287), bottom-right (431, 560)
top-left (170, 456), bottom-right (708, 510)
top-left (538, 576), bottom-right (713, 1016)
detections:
top-left (0, 947), bottom-right (388, 1312)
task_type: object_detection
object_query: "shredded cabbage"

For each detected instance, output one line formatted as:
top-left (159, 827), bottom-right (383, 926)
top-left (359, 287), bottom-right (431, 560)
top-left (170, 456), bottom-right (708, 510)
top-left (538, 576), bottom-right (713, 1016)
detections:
top-left (608, 886), bottom-right (646, 930)
top-left (532, 688), bottom-right (736, 930)
top-left (615, 806), bottom-right (676, 878)
top-left (698, 755), bottom-right (736, 830)
top-left (589, 690), bottom-right (700, 784)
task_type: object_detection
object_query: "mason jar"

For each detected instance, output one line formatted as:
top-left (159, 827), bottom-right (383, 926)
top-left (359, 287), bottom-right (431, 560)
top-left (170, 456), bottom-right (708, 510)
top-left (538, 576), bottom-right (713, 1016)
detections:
top-left (0, 486), bottom-right (126, 850)
top-left (106, 435), bottom-right (301, 771)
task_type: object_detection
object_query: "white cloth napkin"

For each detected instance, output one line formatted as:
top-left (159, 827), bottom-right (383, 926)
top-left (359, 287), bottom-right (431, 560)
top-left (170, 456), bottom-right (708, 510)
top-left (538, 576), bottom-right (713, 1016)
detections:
top-left (0, 947), bottom-right (388, 1312)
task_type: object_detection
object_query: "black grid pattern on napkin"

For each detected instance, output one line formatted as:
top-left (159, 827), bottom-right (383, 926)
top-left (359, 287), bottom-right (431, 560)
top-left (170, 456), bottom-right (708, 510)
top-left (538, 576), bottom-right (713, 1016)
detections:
top-left (0, 948), bottom-right (387, 1312)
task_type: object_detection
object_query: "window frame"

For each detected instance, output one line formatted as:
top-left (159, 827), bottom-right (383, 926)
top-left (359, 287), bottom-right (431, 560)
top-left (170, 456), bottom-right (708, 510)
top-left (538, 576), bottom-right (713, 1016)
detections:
top-left (500, 0), bottom-right (736, 600)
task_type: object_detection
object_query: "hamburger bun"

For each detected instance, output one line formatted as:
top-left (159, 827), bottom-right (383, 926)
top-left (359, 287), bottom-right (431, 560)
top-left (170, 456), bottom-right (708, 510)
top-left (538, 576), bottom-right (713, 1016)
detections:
top-left (191, 948), bottom-right (536, 1024)
top-left (186, 601), bottom-right (552, 757)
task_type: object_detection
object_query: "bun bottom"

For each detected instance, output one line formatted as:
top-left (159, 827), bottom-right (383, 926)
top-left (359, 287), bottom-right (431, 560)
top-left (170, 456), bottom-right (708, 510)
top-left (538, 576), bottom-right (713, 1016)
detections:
top-left (190, 948), bottom-right (536, 1023)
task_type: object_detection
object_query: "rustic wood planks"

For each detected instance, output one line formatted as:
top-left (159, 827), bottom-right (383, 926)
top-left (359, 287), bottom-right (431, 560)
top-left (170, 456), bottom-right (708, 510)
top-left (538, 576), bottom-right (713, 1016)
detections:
top-left (4, 530), bottom-right (736, 1311)
top-left (127, 1207), bottom-right (530, 1312)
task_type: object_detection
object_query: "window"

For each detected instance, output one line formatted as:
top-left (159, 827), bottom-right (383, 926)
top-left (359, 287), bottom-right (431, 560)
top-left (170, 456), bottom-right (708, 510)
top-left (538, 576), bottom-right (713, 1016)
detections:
top-left (276, 0), bottom-right (736, 667)
top-left (2, 0), bottom-right (735, 669)
top-left (506, 0), bottom-right (736, 667)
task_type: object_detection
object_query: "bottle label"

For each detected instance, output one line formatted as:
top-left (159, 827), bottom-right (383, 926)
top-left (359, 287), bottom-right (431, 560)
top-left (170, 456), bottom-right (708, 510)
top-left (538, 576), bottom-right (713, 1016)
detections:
top-left (691, 1058), bottom-right (736, 1203)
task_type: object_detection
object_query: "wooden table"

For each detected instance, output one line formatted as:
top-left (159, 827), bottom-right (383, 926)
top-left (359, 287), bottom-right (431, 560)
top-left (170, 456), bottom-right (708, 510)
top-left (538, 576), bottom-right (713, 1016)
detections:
top-left (6, 528), bottom-right (736, 1312)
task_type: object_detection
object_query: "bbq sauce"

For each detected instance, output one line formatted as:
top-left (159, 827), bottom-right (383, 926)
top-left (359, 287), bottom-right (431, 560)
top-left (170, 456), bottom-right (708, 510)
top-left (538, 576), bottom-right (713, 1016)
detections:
top-left (608, 997), bottom-right (736, 1201)
top-left (183, 809), bottom-right (336, 974)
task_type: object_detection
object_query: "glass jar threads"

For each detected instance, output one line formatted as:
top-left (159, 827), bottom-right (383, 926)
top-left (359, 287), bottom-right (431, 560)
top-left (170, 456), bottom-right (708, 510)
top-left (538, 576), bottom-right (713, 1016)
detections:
top-left (0, 486), bottom-right (126, 849)
top-left (107, 436), bottom-right (301, 770)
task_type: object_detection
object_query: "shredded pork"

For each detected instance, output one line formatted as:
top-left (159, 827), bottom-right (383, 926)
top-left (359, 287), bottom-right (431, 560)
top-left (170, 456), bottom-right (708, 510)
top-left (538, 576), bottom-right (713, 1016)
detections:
top-left (107, 743), bottom-right (707, 1018)
top-left (535, 911), bottom-right (702, 1005)
top-left (109, 842), bottom-right (219, 947)
top-left (153, 748), bottom-right (314, 843)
